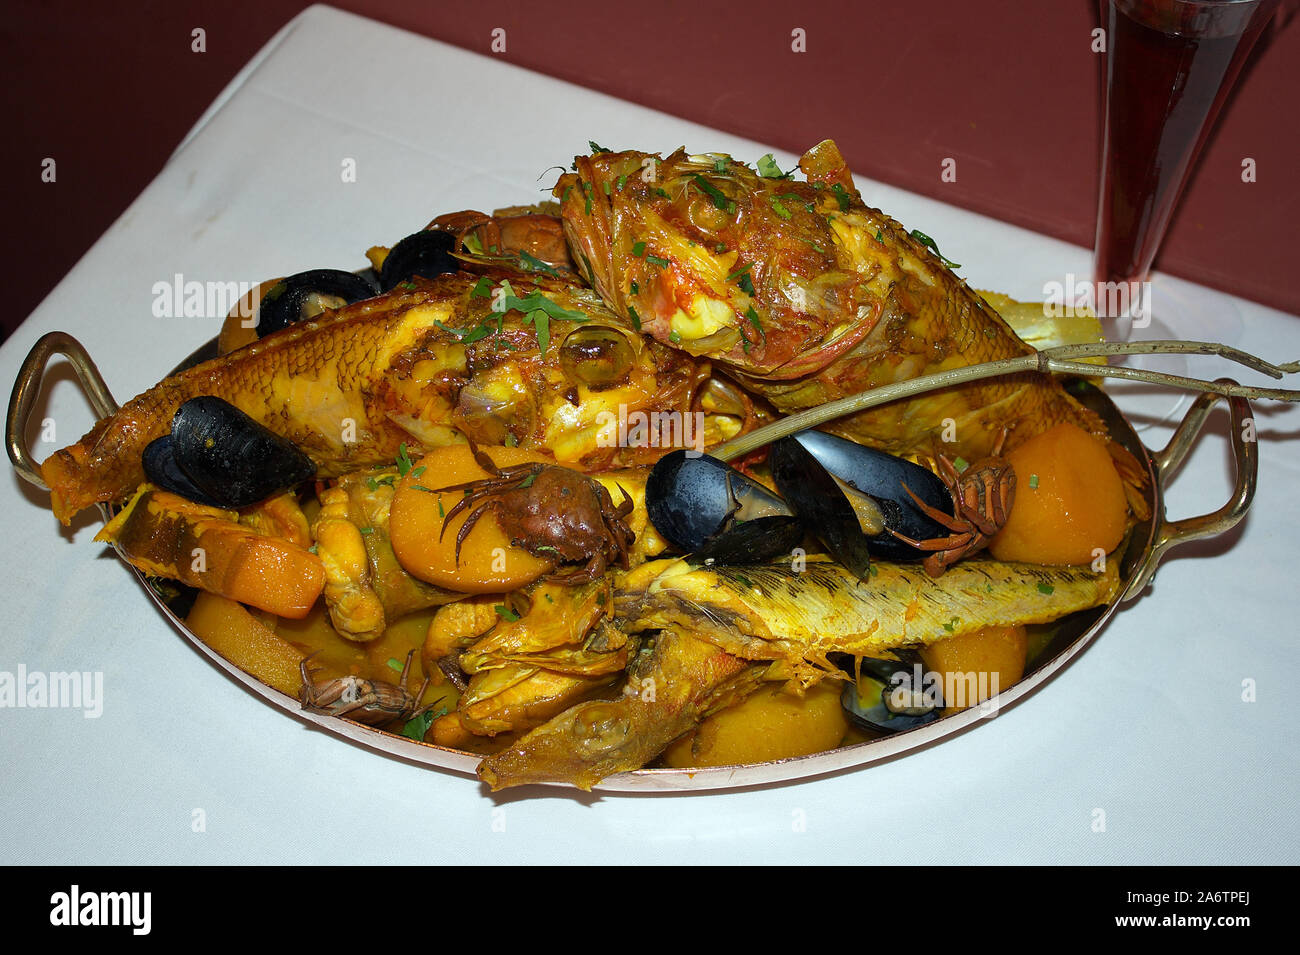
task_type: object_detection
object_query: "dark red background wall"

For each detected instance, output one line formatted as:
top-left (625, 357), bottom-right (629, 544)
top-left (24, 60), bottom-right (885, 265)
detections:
top-left (4, 0), bottom-right (1298, 342)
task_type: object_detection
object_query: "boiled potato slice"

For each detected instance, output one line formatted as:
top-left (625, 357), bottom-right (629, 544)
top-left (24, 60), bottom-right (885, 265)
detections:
top-left (662, 680), bottom-right (848, 767)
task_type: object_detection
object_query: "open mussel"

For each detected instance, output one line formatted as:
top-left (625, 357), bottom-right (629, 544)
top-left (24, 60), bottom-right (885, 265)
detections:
top-left (644, 430), bottom-right (958, 572)
top-left (780, 432), bottom-right (955, 563)
top-left (769, 438), bottom-right (874, 579)
top-left (258, 269), bottom-right (380, 337)
top-left (645, 451), bottom-right (803, 564)
top-left (839, 652), bottom-right (943, 734)
top-left (142, 397), bottom-right (316, 509)
top-left (379, 229), bottom-right (458, 291)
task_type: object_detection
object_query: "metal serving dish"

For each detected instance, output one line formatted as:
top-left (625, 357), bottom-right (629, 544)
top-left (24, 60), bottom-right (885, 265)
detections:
top-left (7, 330), bottom-right (1256, 792)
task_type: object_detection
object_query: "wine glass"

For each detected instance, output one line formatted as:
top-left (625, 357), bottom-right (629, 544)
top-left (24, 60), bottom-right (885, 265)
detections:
top-left (1093, 0), bottom-right (1281, 426)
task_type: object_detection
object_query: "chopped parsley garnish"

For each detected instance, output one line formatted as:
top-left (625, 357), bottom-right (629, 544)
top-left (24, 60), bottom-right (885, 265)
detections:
top-left (490, 281), bottom-right (590, 356)
top-left (767, 194), bottom-right (793, 219)
top-left (1029, 473), bottom-right (1039, 489)
top-left (401, 707), bottom-right (446, 742)
top-left (627, 304), bottom-right (642, 331)
top-left (691, 174), bottom-right (735, 214)
top-left (1037, 582), bottom-right (1055, 595)
top-left (410, 465), bottom-right (426, 480)
top-left (395, 443), bottom-right (415, 477)
top-left (582, 181), bottom-right (594, 215)
top-left (632, 241), bottom-right (646, 258)
top-left (874, 229), bottom-right (884, 243)
top-left (942, 617), bottom-right (960, 633)
top-left (517, 250), bottom-right (560, 277)
top-left (726, 262), bottom-right (757, 295)
top-left (434, 319), bottom-right (494, 345)
top-left (470, 276), bottom-right (494, 298)
top-left (712, 157), bottom-right (729, 173)
top-left (358, 525), bottom-right (373, 534)
top-left (723, 263), bottom-right (755, 297)
top-left (386, 657), bottom-right (404, 673)
top-left (744, 305), bottom-right (766, 341)
top-left (952, 456), bottom-right (969, 473)
top-left (589, 141), bottom-right (610, 153)
top-left (909, 229), bottom-right (961, 269)
top-left (494, 604), bottom-right (520, 622)
top-left (831, 183), bottom-right (852, 212)
top-left (756, 153), bottom-right (794, 179)
top-left (629, 281), bottom-right (639, 295)
top-left (616, 174), bottom-right (628, 190)
top-left (646, 254), bottom-right (670, 268)
top-left (669, 330), bottom-right (682, 344)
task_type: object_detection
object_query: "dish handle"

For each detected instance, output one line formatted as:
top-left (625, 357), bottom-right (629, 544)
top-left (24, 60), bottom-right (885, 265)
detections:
top-left (1123, 379), bottom-right (1256, 601)
top-left (6, 331), bottom-right (119, 491)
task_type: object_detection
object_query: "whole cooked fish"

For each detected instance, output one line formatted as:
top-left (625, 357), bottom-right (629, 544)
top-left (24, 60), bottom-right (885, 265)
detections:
top-left (557, 140), bottom-right (1116, 463)
top-left (477, 627), bottom-right (765, 790)
top-left (478, 554), bottom-right (1118, 788)
top-left (616, 555), bottom-right (1120, 685)
top-left (42, 272), bottom-right (707, 524)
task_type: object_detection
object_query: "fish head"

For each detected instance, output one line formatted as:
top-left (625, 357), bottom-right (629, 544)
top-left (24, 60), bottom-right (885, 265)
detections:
top-left (555, 142), bottom-right (934, 381)
top-left (382, 272), bottom-right (708, 467)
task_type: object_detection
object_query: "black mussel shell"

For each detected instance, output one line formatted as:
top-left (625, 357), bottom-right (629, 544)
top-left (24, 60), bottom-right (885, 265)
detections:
top-left (692, 515), bottom-right (805, 566)
top-left (258, 269), bottom-right (379, 337)
top-left (793, 431), bottom-right (955, 562)
top-left (646, 450), bottom-right (796, 562)
top-left (770, 438), bottom-right (874, 580)
top-left (141, 435), bottom-right (226, 508)
top-left (144, 396), bottom-right (317, 509)
top-left (840, 652), bottom-right (943, 734)
top-left (379, 230), bottom-right (458, 291)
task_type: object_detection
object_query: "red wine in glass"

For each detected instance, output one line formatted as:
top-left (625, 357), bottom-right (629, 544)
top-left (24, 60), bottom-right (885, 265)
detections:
top-left (1094, 0), bottom-right (1279, 326)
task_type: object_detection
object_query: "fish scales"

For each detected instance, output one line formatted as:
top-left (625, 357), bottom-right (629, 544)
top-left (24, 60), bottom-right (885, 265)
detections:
top-left (41, 273), bottom-right (702, 524)
top-left (616, 556), bottom-right (1120, 662)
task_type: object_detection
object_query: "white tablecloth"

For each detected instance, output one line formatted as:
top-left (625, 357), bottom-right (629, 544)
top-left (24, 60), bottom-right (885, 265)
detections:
top-left (2, 5), bottom-right (1296, 864)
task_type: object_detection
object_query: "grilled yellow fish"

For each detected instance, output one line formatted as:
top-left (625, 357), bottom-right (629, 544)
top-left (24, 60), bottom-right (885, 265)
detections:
top-left (477, 627), bottom-right (765, 790)
top-left (42, 272), bottom-right (708, 524)
top-left (558, 140), bottom-right (1117, 463)
top-left (616, 556), bottom-right (1120, 684)
top-left (477, 554), bottom-right (1118, 788)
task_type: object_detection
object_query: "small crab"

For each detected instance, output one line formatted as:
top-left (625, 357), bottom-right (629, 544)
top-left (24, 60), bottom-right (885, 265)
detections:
top-left (298, 650), bottom-right (433, 727)
top-left (435, 445), bottom-right (635, 584)
top-left (888, 428), bottom-right (1017, 577)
